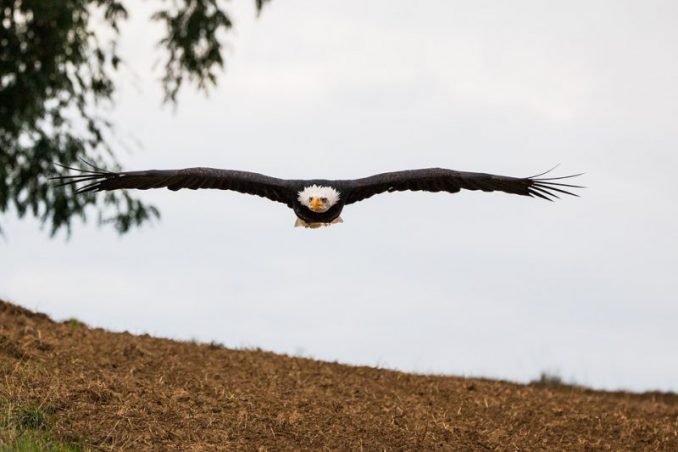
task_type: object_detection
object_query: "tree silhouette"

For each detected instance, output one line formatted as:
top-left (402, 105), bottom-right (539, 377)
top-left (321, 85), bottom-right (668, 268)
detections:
top-left (0, 0), bottom-right (271, 235)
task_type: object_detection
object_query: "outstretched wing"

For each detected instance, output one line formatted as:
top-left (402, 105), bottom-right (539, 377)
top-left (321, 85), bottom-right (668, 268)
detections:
top-left (51, 164), bottom-right (295, 206)
top-left (342, 167), bottom-right (583, 205)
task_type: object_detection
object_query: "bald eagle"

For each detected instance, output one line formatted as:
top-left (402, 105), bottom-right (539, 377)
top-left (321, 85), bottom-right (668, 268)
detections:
top-left (52, 163), bottom-right (582, 228)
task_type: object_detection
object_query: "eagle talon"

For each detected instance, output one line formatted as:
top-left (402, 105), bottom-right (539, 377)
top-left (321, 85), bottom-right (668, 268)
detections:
top-left (294, 217), bottom-right (344, 229)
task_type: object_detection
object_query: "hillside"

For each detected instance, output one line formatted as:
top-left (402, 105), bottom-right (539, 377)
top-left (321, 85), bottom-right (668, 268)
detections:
top-left (1, 299), bottom-right (677, 450)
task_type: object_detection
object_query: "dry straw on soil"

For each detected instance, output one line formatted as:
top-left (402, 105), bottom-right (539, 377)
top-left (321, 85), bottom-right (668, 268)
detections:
top-left (1, 299), bottom-right (677, 450)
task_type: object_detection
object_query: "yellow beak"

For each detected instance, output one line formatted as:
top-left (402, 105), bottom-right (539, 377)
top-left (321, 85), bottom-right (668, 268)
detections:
top-left (310, 199), bottom-right (325, 212)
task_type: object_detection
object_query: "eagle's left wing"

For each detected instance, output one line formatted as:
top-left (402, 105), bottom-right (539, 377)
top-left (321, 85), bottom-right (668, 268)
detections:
top-left (341, 168), bottom-right (582, 205)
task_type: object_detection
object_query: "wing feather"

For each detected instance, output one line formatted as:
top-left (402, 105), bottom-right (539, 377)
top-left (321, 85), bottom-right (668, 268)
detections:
top-left (51, 165), bottom-right (294, 206)
top-left (342, 168), bottom-right (582, 204)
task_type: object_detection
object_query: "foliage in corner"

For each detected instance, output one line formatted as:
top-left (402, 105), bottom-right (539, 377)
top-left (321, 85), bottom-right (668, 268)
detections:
top-left (0, 0), bottom-right (270, 236)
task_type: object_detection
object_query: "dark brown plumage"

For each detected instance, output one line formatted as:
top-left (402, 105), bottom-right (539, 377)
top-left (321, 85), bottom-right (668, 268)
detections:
top-left (51, 162), bottom-right (583, 227)
top-left (340, 167), bottom-right (581, 204)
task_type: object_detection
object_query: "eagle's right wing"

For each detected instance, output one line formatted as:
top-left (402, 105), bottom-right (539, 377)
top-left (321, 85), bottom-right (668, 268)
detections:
top-left (51, 164), bottom-right (295, 206)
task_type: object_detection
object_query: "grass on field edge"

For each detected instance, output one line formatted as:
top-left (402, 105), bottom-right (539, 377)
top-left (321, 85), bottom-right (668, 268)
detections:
top-left (0, 399), bottom-right (84, 452)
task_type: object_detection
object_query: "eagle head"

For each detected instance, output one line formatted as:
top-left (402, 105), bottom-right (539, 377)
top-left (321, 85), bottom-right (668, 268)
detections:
top-left (297, 185), bottom-right (340, 213)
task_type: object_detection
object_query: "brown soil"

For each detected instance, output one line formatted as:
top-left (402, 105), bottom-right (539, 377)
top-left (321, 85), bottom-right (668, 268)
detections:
top-left (1, 299), bottom-right (677, 450)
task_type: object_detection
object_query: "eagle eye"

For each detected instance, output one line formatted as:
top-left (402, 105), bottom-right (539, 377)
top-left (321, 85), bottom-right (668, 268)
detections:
top-left (321, 197), bottom-right (328, 203)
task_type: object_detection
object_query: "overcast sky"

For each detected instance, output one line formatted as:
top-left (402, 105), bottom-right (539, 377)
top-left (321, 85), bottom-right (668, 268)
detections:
top-left (2, 0), bottom-right (677, 392)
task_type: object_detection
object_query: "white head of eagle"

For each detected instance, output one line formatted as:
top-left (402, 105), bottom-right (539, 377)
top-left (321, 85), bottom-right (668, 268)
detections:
top-left (297, 185), bottom-right (341, 213)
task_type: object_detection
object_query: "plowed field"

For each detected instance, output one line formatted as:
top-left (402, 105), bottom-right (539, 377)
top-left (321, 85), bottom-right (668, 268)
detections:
top-left (1, 299), bottom-right (676, 450)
